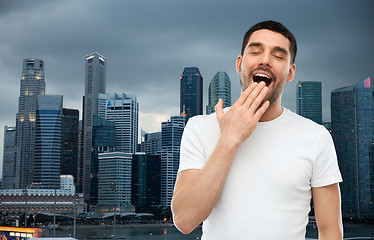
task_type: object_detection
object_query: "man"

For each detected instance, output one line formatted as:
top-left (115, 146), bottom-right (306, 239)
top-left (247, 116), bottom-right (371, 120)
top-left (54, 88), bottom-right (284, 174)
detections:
top-left (171, 21), bottom-right (343, 239)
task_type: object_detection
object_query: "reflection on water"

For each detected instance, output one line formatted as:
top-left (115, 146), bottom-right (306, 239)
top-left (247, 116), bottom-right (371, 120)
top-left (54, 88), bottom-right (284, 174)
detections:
top-left (43, 224), bottom-right (374, 240)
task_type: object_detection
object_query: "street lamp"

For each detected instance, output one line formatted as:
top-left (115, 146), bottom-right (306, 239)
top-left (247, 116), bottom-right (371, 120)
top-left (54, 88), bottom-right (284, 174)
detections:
top-left (111, 180), bottom-right (117, 239)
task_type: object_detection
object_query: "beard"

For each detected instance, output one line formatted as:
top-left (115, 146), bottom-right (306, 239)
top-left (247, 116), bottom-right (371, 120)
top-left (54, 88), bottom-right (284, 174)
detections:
top-left (240, 66), bottom-right (285, 105)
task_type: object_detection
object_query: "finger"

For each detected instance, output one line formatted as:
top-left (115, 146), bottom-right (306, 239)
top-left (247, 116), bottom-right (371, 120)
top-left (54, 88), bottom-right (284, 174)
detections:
top-left (234, 82), bottom-right (258, 107)
top-left (248, 85), bottom-right (269, 112)
top-left (253, 100), bottom-right (270, 121)
top-left (215, 98), bottom-right (224, 122)
top-left (242, 81), bottom-right (266, 109)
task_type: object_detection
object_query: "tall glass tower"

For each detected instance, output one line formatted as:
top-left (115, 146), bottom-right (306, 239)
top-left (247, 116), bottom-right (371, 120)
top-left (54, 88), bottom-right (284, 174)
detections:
top-left (296, 81), bottom-right (322, 124)
top-left (331, 77), bottom-right (374, 219)
top-left (161, 115), bottom-right (185, 207)
top-left (206, 71), bottom-right (231, 114)
top-left (180, 67), bottom-right (203, 121)
top-left (83, 52), bottom-right (106, 204)
top-left (15, 59), bottom-right (45, 188)
top-left (34, 95), bottom-right (63, 189)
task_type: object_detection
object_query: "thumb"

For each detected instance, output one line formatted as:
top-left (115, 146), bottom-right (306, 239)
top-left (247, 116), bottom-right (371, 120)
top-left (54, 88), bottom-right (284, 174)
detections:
top-left (215, 98), bottom-right (224, 122)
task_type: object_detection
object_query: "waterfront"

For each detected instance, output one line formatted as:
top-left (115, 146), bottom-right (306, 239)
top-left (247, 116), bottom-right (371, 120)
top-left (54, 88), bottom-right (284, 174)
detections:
top-left (42, 224), bottom-right (374, 239)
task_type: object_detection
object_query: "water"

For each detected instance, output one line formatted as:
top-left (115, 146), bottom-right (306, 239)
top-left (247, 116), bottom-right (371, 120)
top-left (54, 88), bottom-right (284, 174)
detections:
top-left (43, 224), bottom-right (374, 239)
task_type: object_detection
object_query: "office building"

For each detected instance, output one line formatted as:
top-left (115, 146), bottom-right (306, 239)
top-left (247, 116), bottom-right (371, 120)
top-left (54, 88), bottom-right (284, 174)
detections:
top-left (15, 59), bottom-right (45, 189)
top-left (97, 152), bottom-right (134, 212)
top-left (331, 77), bottom-right (374, 219)
top-left (206, 71), bottom-right (231, 114)
top-left (180, 67), bottom-right (203, 121)
top-left (141, 131), bottom-right (161, 155)
top-left (33, 95), bottom-right (63, 189)
top-left (61, 108), bottom-right (79, 182)
top-left (161, 115), bottom-right (185, 206)
top-left (90, 115), bottom-right (116, 206)
top-left (131, 153), bottom-right (161, 208)
top-left (83, 52), bottom-right (106, 203)
top-left (98, 93), bottom-right (138, 154)
top-left (2, 126), bottom-right (16, 189)
top-left (297, 81), bottom-right (322, 124)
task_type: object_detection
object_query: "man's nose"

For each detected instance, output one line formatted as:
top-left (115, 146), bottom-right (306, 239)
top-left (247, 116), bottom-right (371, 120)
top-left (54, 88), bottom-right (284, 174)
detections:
top-left (259, 53), bottom-right (271, 68)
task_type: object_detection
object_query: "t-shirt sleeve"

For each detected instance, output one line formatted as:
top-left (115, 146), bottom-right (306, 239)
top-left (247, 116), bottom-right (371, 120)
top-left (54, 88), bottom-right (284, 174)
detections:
top-left (311, 126), bottom-right (343, 188)
top-left (178, 117), bottom-right (206, 174)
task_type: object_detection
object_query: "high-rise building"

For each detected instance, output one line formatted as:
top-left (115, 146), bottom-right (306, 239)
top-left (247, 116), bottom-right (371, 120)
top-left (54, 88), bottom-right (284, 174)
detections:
top-left (90, 115), bottom-right (116, 206)
top-left (161, 115), bottom-right (185, 207)
top-left (61, 108), bottom-right (79, 183)
top-left (206, 72), bottom-right (231, 114)
top-left (296, 81), bottom-right (322, 124)
top-left (141, 131), bottom-right (161, 155)
top-left (33, 95), bottom-right (63, 189)
top-left (98, 93), bottom-right (138, 154)
top-left (331, 77), bottom-right (374, 219)
top-left (15, 59), bottom-right (45, 188)
top-left (131, 153), bottom-right (161, 208)
top-left (97, 152), bottom-right (134, 212)
top-left (180, 67), bottom-right (203, 121)
top-left (2, 126), bottom-right (16, 189)
top-left (83, 52), bottom-right (106, 203)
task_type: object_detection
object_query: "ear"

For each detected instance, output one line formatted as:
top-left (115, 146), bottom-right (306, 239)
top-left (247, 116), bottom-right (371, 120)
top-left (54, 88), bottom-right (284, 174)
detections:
top-left (235, 55), bottom-right (243, 74)
top-left (287, 63), bottom-right (296, 82)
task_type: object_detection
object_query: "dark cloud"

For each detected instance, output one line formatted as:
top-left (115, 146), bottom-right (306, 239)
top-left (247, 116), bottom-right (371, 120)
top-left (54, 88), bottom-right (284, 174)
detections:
top-left (1, 0), bottom-right (374, 173)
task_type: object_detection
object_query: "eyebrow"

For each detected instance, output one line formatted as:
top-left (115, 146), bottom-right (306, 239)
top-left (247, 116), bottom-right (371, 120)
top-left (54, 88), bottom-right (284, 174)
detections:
top-left (247, 42), bottom-right (288, 55)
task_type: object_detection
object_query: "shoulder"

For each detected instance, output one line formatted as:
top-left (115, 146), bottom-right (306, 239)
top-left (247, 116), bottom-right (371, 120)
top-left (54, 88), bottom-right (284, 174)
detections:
top-left (281, 108), bottom-right (331, 143)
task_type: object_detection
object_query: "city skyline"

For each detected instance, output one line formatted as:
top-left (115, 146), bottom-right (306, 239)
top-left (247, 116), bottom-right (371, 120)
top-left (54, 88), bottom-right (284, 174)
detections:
top-left (1, 0), bottom-right (374, 174)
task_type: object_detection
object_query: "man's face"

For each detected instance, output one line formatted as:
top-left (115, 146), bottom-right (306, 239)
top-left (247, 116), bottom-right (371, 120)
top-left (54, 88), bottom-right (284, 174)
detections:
top-left (236, 29), bottom-right (295, 104)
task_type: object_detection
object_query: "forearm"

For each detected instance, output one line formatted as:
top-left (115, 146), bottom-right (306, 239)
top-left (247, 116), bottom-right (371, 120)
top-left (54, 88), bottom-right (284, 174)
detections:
top-left (171, 138), bottom-right (237, 234)
top-left (318, 227), bottom-right (343, 240)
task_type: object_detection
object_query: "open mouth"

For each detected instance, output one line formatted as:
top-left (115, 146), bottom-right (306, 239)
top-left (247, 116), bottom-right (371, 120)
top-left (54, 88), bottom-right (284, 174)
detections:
top-left (253, 73), bottom-right (272, 86)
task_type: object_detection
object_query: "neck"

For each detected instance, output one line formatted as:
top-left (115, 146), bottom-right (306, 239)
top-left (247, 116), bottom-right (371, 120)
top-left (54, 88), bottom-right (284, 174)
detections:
top-left (259, 99), bottom-right (283, 122)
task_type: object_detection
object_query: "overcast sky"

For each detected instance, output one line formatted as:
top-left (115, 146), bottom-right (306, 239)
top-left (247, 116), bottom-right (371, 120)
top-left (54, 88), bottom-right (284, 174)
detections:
top-left (1, 0), bottom-right (373, 176)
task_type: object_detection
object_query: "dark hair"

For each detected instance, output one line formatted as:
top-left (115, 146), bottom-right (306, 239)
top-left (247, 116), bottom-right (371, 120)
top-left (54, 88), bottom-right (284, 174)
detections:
top-left (241, 20), bottom-right (297, 64)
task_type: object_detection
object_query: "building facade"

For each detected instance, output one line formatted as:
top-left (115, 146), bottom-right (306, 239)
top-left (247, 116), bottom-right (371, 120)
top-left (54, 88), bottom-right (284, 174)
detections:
top-left (98, 93), bottom-right (138, 154)
top-left (97, 152), bottom-right (134, 212)
top-left (83, 52), bottom-right (106, 203)
top-left (206, 71), bottom-right (231, 115)
top-left (2, 126), bottom-right (16, 189)
top-left (331, 77), bottom-right (374, 219)
top-left (180, 67), bottom-right (203, 121)
top-left (131, 153), bottom-right (161, 208)
top-left (34, 95), bottom-right (63, 189)
top-left (161, 115), bottom-right (185, 206)
top-left (296, 81), bottom-right (322, 124)
top-left (61, 108), bottom-right (79, 183)
top-left (15, 59), bottom-right (45, 189)
top-left (141, 131), bottom-right (161, 156)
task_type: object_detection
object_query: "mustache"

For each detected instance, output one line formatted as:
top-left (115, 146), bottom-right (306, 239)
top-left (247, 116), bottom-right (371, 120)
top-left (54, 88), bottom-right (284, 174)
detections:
top-left (249, 66), bottom-right (276, 80)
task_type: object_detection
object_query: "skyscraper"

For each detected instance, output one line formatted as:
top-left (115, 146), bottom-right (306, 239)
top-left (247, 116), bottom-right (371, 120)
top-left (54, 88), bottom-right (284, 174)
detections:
top-left (15, 59), bottom-right (45, 188)
top-left (90, 115), bottom-right (116, 206)
top-left (34, 95), bottom-right (63, 189)
top-left (141, 131), bottom-right (161, 156)
top-left (131, 153), bottom-right (161, 208)
top-left (161, 115), bottom-right (185, 206)
top-left (206, 71), bottom-right (231, 114)
top-left (83, 52), bottom-right (106, 203)
top-left (296, 81), bottom-right (322, 124)
top-left (98, 93), bottom-right (138, 154)
top-left (61, 108), bottom-right (79, 183)
top-left (2, 126), bottom-right (16, 189)
top-left (97, 152), bottom-right (133, 212)
top-left (180, 67), bottom-right (203, 121)
top-left (331, 77), bottom-right (374, 219)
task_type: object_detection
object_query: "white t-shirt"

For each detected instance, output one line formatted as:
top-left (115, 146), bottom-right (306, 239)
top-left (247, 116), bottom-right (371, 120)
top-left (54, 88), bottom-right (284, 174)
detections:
top-left (178, 108), bottom-right (343, 240)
